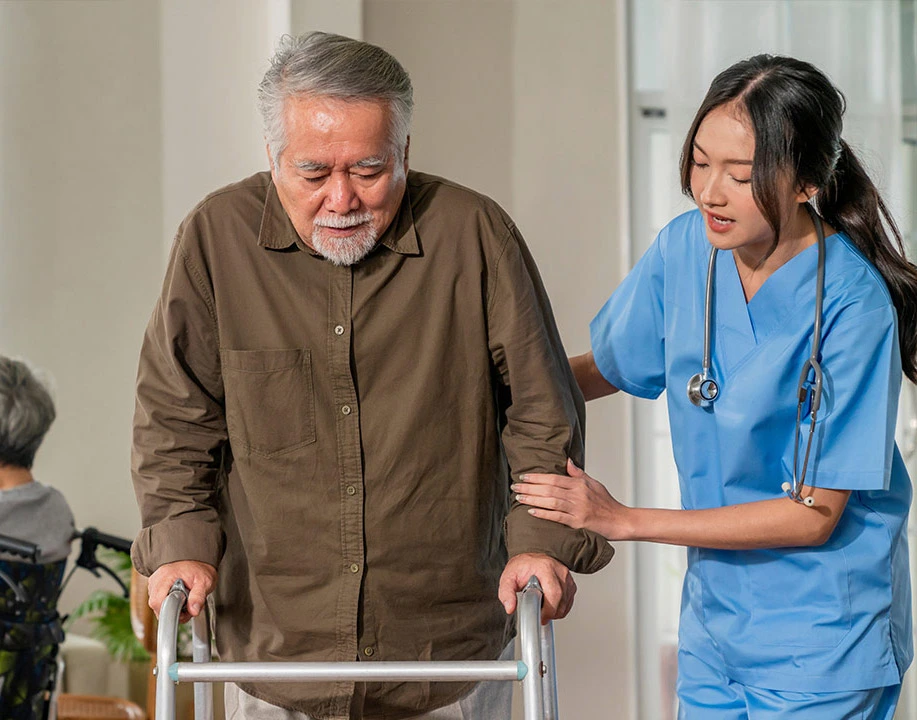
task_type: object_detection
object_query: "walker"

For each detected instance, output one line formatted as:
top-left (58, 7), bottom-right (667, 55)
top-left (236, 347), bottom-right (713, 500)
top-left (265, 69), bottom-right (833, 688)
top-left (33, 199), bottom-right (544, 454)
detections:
top-left (154, 576), bottom-right (560, 719)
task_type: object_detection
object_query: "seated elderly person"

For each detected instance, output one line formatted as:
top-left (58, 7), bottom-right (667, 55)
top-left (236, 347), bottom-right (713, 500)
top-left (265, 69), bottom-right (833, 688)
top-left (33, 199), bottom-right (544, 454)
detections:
top-left (0, 354), bottom-right (74, 720)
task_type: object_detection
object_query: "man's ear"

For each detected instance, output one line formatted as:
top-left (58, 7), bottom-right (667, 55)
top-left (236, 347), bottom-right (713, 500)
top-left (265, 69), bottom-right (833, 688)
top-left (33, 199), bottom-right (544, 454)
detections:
top-left (266, 143), bottom-right (276, 176)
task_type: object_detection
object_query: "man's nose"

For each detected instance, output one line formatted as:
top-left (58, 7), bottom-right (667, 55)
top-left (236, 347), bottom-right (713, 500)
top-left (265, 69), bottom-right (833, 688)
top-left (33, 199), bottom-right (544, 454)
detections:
top-left (323, 174), bottom-right (361, 214)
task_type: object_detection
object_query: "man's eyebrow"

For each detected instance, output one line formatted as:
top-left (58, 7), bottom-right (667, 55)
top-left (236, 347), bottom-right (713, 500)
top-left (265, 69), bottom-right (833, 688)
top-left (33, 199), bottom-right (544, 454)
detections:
top-left (352, 156), bottom-right (387, 169)
top-left (293, 160), bottom-right (329, 172)
top-left (693, 141), bottom-right (753, 166)
top-left (292, 157), bottom-right (387, 172)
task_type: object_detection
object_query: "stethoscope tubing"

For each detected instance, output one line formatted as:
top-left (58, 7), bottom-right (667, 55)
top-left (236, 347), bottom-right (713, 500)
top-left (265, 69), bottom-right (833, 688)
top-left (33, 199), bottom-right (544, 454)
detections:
top-left (702, 246), bottom-right (717, 376)
top-left (690, 203), bottom-right (827, 506)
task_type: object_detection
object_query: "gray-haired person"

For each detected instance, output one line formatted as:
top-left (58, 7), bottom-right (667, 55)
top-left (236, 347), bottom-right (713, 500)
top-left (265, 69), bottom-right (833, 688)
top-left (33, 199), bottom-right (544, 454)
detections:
top-left (0, 355), bottom-right (73, 563)
top-left (131, 32), bottom-right (613, 720)
top-left (0, 356), bottom-right (74, 720)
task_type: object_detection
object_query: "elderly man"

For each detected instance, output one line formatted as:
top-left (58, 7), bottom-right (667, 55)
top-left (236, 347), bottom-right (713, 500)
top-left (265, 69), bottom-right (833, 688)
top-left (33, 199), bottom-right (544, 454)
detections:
top-left (131, 32), bottom-right (612, 720)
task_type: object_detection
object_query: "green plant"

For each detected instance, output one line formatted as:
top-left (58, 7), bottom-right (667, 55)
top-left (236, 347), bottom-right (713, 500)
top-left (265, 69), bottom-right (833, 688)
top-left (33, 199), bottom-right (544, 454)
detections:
top-left (64, 549), bottom-right (149, 664)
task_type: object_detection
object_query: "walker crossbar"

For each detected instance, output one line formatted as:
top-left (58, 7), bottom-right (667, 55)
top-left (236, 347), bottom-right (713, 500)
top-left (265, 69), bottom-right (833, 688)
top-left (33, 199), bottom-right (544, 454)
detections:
top-left (169, 660), bottom-right (526, 683)
top-left (155, 576), bottom-right (560, 720)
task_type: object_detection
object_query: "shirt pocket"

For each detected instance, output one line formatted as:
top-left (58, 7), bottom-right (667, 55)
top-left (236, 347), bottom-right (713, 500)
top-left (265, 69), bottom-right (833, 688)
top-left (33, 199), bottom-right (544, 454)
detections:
top-left (221, 348), bottom-right (316, 457)
top-left (747, 546), bottom-right (852, 648)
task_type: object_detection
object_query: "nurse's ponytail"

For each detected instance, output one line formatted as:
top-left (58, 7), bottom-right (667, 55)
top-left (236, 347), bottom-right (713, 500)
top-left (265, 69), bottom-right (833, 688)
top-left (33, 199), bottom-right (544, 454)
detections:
top-left (681, 54), bottom-right (917, 383)
top-left (817, 140), bottom-right (917, 383)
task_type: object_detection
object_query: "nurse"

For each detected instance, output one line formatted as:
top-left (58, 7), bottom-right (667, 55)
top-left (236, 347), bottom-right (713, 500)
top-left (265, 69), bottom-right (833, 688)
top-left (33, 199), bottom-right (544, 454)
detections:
top-left (512, 55), bottom-right (917, 719)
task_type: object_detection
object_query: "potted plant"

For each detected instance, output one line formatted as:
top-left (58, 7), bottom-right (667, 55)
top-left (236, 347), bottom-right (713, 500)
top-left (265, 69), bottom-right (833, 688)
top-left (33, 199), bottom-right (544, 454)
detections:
top-left (65, 549), bottom-right (150, 664)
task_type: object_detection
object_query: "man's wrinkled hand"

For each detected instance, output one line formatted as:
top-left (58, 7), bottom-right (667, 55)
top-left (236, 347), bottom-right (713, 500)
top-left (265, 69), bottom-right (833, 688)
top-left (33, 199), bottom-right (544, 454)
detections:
top-left (147, 559), bottom-right (217, 623)
top-left (498, 553), bottom-right (576, 624)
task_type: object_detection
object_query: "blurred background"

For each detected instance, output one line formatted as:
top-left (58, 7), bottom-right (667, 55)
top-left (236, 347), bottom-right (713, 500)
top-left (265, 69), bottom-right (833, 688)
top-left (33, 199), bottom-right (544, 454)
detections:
top-left (0, 1), bottom-right (914, 718)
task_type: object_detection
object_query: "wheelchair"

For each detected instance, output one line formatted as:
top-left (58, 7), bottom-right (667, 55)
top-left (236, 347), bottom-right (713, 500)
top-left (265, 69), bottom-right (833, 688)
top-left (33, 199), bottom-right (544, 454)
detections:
top-left (0, 529), bottom-right (133, 720)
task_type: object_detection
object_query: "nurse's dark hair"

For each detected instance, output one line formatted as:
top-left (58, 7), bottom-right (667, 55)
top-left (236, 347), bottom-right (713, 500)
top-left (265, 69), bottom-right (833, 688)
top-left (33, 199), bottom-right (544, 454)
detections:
top-left (679, 54), bottom-right (917, 383)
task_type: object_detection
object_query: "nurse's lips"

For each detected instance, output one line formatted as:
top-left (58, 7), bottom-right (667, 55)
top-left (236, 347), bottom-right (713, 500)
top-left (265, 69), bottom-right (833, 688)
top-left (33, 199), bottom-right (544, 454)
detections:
top-left (705, 210), bottom-right (734, 233)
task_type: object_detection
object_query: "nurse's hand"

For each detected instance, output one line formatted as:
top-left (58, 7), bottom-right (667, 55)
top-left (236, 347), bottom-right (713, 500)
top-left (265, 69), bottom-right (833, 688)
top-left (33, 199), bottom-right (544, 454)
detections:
top-left (512, 458), bottom-right (622, 540)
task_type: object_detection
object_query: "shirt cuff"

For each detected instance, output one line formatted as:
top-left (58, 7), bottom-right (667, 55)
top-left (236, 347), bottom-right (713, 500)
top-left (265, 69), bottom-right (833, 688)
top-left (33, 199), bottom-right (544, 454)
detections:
top-left (505, 505), bottom-right (615, 574)
top-left (131, 518), bottom-right (225, 577)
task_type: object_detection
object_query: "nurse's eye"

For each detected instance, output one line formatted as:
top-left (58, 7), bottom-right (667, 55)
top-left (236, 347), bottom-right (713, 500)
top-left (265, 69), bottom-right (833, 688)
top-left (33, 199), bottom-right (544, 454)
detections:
top-left (732, 176), bottom-right (751, 185)
top-left (692, 158), bottom-right (708, 169)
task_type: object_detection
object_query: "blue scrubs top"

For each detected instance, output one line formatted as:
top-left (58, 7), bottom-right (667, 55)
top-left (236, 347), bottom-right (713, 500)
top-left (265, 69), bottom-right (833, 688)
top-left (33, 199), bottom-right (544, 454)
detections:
top-left (591, 210), bottom-right (913, 692)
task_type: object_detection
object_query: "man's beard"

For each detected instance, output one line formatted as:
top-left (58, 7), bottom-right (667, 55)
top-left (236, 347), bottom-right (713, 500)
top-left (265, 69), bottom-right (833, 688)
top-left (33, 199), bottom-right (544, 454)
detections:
top-left (311, 212), bottom-right (377, 266)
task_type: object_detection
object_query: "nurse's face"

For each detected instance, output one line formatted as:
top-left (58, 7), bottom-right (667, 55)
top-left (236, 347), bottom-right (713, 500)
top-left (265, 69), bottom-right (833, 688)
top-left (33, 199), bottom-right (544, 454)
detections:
top-left (689, 104), bottom-right (799, 259)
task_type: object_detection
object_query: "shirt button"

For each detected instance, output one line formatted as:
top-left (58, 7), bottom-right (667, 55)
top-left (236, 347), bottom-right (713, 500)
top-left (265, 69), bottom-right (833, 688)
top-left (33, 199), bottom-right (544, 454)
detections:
top-left (346, 485), bottom-right (356, 496)
top-left (334, 325), bottom-right (345, 336)
top-left (341, 405), bottom-right (352, 415)
top-left (363, 647), bottom-right (375, 657)
top-left (349, 563), bottom-right (360, 574)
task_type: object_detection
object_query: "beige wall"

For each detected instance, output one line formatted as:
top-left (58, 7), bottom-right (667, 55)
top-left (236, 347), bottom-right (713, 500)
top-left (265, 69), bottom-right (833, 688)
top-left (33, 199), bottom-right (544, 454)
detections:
top-left (366, 2), bottom-right (634, 717)
top-left (511, 7), bottom-right (635, 716)
top-left (365, 1), bottom-right (515, 207)
top-left (161, 0), bottom-right (289, 240)
top-left (0, 0), bottom-right (163, 617)
top-left (1, 1), bottom-right (635, 716)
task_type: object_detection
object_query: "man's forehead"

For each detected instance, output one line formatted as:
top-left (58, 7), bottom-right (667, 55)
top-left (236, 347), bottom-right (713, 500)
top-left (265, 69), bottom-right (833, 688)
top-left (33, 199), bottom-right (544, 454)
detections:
top-left (284, 93), bottom-right (393, 128)
top-left (282, 95), bottom-right (396, 163)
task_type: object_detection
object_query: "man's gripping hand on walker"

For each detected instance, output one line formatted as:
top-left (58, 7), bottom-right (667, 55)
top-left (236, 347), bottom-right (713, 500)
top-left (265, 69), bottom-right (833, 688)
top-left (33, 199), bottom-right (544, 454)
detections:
top-left (147, 559), bottom-right (218, 623)
top-left (498, 553), bottom-right (577, 625)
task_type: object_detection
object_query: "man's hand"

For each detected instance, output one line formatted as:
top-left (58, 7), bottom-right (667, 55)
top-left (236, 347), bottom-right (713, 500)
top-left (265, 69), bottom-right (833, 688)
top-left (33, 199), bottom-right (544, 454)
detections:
top-left (498, 553), bottom-right (576, 625)
top-left (147, 559), bottom-right (218, 623)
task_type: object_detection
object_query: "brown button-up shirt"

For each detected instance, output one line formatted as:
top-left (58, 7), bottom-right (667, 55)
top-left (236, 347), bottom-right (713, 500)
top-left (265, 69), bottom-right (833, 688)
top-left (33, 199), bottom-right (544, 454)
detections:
top-left (131, 170), bottom-right (613, 719)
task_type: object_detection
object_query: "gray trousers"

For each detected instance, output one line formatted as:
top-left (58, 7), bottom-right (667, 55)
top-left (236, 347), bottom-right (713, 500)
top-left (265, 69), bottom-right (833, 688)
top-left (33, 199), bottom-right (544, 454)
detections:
top-left (224, 643), bottom-right (515, 720)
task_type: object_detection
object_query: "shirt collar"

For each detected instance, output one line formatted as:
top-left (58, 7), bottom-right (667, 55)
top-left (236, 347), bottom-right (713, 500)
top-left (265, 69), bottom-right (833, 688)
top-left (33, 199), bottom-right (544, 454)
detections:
top-left (257, 179), bottom-right (420, 257)
top-left (257, 181), bottom-right (301, 250)
top-left (378, 185), bottom-right (420, 256)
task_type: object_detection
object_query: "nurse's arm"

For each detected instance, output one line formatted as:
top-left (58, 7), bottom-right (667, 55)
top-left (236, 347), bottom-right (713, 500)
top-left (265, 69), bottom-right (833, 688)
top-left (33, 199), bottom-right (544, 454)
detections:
top-left (514, 461), bottom-right (851, 549)
top-left (570, 352), bottom-right (619, 401)
top-left (612, 487), bottom-right (851, 549)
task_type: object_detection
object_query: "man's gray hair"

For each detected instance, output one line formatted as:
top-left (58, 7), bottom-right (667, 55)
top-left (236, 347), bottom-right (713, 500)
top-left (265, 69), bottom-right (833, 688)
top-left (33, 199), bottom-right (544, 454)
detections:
top-left (0, 356), bottom-right (56, 470)
top-left (258, 32), bottom-right (414, 168)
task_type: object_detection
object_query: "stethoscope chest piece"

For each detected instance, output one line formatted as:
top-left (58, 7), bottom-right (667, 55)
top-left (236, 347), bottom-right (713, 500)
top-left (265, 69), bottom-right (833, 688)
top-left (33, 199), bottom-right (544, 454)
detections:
top-left (687, 372), bottom-right (718, 407)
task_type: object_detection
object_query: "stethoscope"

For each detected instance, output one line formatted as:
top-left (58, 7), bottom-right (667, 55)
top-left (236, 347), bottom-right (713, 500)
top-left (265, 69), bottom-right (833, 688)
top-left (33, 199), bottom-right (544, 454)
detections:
top-left (687, 203), bottom-right (826, 507)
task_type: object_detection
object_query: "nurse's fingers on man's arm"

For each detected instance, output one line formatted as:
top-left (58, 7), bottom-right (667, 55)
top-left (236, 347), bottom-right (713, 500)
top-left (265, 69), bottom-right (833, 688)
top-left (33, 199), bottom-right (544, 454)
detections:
top-left (511, 472), bottom-right (573, 491)
top-left (518, 504), bottom-right (580, 533)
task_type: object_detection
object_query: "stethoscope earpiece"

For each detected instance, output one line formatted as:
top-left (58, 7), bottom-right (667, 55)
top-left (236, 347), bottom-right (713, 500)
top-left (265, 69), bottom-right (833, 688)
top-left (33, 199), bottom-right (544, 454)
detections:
top-left (781, 481), bottom-right (815, 507)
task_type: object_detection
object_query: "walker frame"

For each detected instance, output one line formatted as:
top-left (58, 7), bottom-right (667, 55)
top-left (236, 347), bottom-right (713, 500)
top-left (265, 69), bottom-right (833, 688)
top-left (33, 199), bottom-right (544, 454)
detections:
top-left (154, 576), bottom-right (559, 720)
